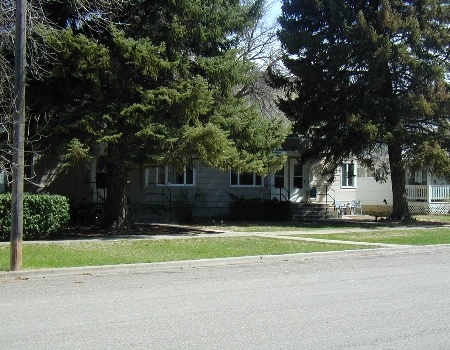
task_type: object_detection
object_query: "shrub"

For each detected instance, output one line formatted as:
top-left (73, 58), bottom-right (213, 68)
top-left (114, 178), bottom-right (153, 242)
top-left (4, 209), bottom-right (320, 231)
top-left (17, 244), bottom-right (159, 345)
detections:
top-left (174, 187), bottom-right (207, 222)
top-left (228, 194), bottom-right (291, 221)
top-left (0, 193), bottom-right (70, 241)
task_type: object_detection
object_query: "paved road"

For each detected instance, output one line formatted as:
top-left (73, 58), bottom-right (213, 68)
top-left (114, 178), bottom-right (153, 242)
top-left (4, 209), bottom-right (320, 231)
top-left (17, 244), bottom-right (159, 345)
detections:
top-left (1, 245), bottom-right (450, 349)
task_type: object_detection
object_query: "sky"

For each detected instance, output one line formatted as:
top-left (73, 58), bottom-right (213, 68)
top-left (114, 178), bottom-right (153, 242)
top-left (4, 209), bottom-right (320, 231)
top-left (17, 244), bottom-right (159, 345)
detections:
top-left (268, 0), bottom-right (282, 22)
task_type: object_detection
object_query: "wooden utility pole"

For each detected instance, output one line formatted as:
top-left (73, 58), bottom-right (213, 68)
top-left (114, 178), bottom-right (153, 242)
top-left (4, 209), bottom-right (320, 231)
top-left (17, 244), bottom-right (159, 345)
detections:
top-left (11, 0), bottom-right (27, 271)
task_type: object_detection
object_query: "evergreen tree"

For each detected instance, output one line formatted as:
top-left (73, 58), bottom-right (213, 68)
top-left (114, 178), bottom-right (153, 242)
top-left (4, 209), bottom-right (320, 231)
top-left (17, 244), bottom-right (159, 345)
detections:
top-left (28, 0), bottom-right (290, 228)
top-left (273, 0), bottom-right (450, 219)
top-left (1, 0), bottom-right (120, 177)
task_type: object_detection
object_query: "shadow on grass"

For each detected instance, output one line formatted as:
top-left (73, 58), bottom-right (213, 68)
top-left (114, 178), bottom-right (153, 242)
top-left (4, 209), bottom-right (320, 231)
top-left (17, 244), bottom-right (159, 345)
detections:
top-left (12, 215), bottom-right (450, 242)
top-left (54, 222), bottom-right (225, 241)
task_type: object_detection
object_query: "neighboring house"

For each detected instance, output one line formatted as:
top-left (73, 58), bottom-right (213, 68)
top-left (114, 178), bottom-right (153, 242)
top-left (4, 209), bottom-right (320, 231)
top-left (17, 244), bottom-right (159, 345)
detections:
top-left (405, 169), bottom-right (450, 214)
top-left (12, 137), bottom-right (450, 220)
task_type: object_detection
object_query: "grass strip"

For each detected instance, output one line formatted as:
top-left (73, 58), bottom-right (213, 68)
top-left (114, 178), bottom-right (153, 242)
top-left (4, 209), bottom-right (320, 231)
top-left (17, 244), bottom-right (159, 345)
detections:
top-left (220, 215), bottom-right (450, 232)
top-left (218, 222), bottom-right (383, 232)
top-left (293, 228), bottom-right (450, 245)
top-left (0, 237), bottom-right (371, 271)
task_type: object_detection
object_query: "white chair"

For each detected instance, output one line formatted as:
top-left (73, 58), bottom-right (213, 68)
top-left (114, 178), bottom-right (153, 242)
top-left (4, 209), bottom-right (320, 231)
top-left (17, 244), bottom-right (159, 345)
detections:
top-left (334, 200), bottom-right (343, 217)
top-left (351, 200), bottom-right (363, 215)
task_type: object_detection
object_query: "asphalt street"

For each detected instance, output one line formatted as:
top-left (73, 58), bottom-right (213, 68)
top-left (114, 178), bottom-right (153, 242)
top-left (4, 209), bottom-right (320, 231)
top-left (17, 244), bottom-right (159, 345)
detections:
top-left (1, 244), bottom-right (450, 349)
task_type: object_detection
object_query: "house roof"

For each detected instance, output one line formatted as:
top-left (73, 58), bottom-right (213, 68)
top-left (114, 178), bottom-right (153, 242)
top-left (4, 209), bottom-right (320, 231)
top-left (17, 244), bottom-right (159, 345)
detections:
top-left (280, 137), bottom-right (309, 152)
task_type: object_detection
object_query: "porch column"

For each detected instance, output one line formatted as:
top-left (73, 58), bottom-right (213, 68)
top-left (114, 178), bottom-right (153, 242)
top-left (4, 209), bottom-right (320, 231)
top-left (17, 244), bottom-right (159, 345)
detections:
top-left (427, 172), bottom-right (431, 204)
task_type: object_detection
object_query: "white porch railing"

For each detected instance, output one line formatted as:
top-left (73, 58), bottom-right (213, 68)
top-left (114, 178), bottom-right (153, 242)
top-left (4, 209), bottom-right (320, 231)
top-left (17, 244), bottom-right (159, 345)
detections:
top-left (405, 185), bottom-right (450, 202)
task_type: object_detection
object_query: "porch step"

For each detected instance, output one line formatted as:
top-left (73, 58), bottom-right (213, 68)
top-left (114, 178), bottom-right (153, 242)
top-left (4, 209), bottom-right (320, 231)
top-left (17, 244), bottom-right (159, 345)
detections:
top-left (128, 203), bottom-right (178, 224)
top-left (290, 203), bottom-right (339, 221)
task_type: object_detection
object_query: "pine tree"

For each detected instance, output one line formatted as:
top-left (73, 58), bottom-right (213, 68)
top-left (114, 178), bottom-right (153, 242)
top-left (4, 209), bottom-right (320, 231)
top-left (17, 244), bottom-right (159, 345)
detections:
top-left (274, 0), bottom-right (450, 219)
top-left (28, 0), bottom-right (290, 228)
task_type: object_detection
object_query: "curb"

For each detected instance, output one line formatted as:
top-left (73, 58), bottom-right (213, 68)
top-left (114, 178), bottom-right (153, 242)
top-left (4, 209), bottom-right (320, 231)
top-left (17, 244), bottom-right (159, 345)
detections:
top-left (1, 244), bottom-right (449, 281)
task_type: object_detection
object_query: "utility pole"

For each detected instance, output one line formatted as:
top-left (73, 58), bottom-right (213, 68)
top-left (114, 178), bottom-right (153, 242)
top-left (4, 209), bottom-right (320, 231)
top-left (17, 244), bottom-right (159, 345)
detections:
top-left (11, 0), bottom-right (27, 271)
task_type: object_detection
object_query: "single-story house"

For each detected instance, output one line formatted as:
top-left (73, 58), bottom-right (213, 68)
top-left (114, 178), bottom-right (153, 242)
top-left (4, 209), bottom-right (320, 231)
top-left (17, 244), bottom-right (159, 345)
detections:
top-left (3, 137), bottom-right (450, 221)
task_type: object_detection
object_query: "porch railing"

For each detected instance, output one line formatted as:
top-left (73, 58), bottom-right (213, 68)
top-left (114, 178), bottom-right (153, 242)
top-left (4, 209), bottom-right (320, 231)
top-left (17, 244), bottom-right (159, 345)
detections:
top-left (147, 183), bottom-right (172, 214)
top-left (269, 185), bottom-right (290, 202)
top-left (405, 185), bottom-right (450, 202)
top-left (324, 186), bottom-right (335, 205)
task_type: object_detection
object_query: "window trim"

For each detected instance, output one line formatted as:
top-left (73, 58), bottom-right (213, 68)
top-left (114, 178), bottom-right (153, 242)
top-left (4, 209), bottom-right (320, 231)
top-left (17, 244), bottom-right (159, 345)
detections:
top-left (156, 166), bottom-right (195, 186)
top-left (341, 163), bottom-right (356, 188)
top-left (230, 171), bottom-right (263, 187)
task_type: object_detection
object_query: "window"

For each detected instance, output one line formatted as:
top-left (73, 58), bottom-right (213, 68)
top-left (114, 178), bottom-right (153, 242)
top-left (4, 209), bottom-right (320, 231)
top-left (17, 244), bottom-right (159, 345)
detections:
top-left (292, 163), bottom-right (303, 189)
top-left (157, 166), bottom-right (195, 186)
top-left (25, 150), bottom-right (35, 180)
top-left (406, 168), bottom-right (427, 185)
top-left (230, 171), bottom-right (263, 187)
top-left (341, 163), bottom-right (356, 187)
top-left (274, 167), bottom-right (285, 188)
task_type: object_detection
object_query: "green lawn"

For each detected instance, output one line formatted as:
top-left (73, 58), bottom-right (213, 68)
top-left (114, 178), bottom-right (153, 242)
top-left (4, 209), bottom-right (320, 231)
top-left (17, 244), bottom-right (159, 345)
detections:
top-left (208, 221), bottom-right (383, 232)
top-left (414, 214), bottom-right (450, 224)
top-left (294, 228), bottom-right (450, 245)
top-left (0, 237), bottom-right (371, 271)
top-left (214, 215), bottom-right (450, 232)
top-left (2, 216), bottom-right (449, 271)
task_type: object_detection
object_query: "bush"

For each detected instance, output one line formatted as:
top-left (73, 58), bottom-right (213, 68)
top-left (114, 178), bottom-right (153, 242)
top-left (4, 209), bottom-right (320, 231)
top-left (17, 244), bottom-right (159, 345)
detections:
top-left (0, 193), bottom-right (70, 241)
top-left (228, 194), bottom-right (291, 221)
top-left (174, 187), bottom-right (207, 222)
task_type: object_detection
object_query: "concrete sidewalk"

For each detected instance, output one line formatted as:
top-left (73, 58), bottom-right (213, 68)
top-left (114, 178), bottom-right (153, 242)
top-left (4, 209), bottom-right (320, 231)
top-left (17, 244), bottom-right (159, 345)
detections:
top-left (1, 218), bottom-right (448, 246)
top-left (1, 221), bottom-right (449, 279)
top-left (33, 220), bottom-right (448, 249)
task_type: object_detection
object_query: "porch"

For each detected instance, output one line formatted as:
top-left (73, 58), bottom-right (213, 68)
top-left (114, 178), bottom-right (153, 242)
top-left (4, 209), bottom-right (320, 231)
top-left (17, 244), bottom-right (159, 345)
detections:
top-left (406, 185), bottom-right (450, 214)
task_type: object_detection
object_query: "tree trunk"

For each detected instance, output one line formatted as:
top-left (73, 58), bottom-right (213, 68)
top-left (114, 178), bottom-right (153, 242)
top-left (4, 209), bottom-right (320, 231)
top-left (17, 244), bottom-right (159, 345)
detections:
top-left (388, 140), bottom-right (407, 220)
top-left (382, 62), bottom-right (408, 220)
top-left (102, 162), bottom-right (130, 230)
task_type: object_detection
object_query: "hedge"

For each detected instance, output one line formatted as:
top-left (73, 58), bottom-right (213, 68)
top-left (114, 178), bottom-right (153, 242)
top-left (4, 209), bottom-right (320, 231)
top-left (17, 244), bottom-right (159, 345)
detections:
top-left (228, 194), bottom-right (292, 221)
top-left (0, 193), bottom-right (70, 241)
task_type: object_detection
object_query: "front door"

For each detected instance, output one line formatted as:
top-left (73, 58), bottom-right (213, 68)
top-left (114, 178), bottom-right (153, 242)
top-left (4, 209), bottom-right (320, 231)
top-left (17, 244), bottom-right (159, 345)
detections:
top-left (271, 159), bottom-right (306, 202)
top-left (289, 159), bottom-right (304, 202)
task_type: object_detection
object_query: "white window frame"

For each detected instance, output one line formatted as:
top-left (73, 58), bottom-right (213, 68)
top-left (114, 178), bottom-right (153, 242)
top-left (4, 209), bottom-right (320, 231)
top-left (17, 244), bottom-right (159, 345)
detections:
top-left (341, 163), bottom-right (356, 188)
top-left (156, 166), bottom-right (195, 186)
top-left (230, 171), bottom-right (263, 187)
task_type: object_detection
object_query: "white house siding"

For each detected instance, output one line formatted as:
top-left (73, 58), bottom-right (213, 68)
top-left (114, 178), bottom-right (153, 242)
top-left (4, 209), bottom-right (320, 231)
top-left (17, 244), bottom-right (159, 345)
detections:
top-left (306, 161), bottom-right (341, 204)
top-left (327, 164), bottom-right (357, 204)
top-left (303, 160), bottom-right (324, 202)
top-left (356, 176), bottom-right (393, 213)
top-left (303, 161), bottom-right (398, 215)
top-left (315, 164), bottom-right (394, 214)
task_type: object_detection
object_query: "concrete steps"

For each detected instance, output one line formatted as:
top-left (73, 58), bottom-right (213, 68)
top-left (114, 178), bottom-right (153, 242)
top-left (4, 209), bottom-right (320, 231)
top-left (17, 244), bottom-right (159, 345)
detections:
top-left (129, 203), bottom-right (177, 224)
top-left (290, 203), bottom-right (339, 221)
